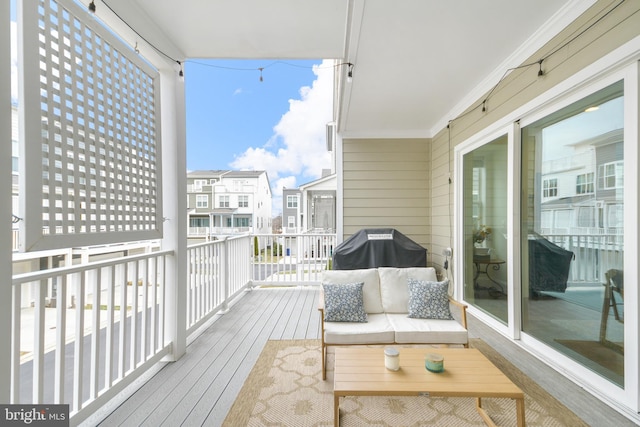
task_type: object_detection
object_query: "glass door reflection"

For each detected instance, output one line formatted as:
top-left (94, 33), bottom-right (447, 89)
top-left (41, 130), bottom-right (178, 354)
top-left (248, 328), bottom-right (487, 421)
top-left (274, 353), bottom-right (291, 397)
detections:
top-left (463, 134), bottom-right (508, 323)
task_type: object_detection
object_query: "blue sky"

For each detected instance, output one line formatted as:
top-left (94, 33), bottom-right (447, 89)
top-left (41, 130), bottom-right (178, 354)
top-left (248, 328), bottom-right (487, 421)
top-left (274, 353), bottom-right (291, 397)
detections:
top-left (184, 59), bottom-right (334, 212)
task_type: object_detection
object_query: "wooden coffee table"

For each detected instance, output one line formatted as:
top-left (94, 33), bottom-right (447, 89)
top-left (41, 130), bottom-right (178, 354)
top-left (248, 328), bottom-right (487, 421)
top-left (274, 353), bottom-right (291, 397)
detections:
top-left (333, 347), bottom-right (525, 427)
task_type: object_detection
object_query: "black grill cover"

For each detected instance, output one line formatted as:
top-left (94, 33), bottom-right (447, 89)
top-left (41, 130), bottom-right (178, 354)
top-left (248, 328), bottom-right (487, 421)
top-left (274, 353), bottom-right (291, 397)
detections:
top-left (528, 235), bottom-right (574, 294)
top-left (332, 228), bottom-right (427, 270)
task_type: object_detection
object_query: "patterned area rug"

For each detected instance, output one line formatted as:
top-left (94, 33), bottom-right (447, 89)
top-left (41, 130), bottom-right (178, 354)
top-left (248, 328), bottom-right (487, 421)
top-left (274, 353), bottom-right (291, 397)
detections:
top-left (223, 339), bottom-right (588, 426)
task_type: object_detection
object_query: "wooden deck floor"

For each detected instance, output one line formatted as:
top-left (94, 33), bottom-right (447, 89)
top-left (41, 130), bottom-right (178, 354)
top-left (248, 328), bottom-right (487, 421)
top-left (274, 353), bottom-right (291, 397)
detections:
top-left (96, 286), bottom-right (635, 427)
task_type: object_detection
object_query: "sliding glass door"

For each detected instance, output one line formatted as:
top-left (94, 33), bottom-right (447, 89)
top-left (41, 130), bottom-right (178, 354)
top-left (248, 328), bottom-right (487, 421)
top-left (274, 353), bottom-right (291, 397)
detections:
top-left (462, 134), bottom-right (508, 323)
top-left (520, 81), bottom-right (624, 386)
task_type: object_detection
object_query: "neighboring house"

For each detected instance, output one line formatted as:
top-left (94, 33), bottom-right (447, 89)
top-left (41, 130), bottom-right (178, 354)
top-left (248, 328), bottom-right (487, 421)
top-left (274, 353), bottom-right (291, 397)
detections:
top-left (282, 188), bottom-right (301, 233)
top-left (299, 171), bottom-right (336, 233)
top-left (282, 171), bottom-right (336, 234)
top-left (541, 129), bottom-right (623, 235)
top-left (187, 170), bottom-right (272, 240)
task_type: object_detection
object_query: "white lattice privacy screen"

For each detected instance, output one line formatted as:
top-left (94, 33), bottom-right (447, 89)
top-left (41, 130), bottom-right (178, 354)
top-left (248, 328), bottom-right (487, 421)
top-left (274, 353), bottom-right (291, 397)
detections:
top-left (19, 0), bottom-right (163, 251)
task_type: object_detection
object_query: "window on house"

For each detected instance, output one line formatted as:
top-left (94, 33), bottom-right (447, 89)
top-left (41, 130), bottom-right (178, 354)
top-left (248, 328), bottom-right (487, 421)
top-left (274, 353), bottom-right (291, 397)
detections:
top-left (193, 180), bottom-right (207, 191)
top-left (543, 179), bottom-right (557, 198)
top-left (189, 217), bottom-right (209, 227)
top-left (196, 195), bottom-right (208, 208)
top-left (576, 172), bottom-right (594, 194)
top-left (288, 216), bottom-right (295, 228)
top-left (238, 195), bottom-right (249, 207)
top-left (577, 206), bottom-right (596, 227)
top-left (606, 203), bottom-right (623, 229)
top-left (235, 218), bottom-right (249, 227)
top-left (219, 196), bottom-right (230, 208)
top-left (598, 161), bottom-right (624, 189)
top-left (287, 195), bottom-right (298, 208)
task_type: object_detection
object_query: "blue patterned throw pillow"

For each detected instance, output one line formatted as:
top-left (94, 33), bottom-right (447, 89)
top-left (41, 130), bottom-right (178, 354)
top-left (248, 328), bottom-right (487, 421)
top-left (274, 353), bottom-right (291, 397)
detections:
top-left (322, 282), bottom-right (368, 322)
top-left (407, 278), bottom-right (453, 320)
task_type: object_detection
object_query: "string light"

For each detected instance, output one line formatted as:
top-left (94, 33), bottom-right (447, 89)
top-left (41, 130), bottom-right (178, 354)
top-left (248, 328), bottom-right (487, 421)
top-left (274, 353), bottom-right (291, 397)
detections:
top-left (347, 63), bottom-right (354, 82)
top-left (87, 1), bottom-right (356, 81)
top-left (537, 59), bottom-right (544, 77)
top-left (447, 0), bottom-right (624, 124)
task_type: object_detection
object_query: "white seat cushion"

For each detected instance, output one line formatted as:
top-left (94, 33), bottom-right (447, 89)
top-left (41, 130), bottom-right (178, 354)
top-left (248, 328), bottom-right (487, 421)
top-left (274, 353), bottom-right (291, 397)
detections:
top-left (324, 314), bottom-right (394, 345)
top-left (386, 314), bottom-right (468, 344)
top-left (322, 268), bottom-right (383, 314)
top-left (378, 267), bottom-right (438, 313)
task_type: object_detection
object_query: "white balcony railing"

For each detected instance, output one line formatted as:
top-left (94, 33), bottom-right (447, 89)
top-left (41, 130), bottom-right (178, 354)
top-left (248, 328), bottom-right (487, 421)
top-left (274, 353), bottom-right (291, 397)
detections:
top-left (9, 232), bottom-right (334, 425)
top-left (188, 226), bottom-right (210, 236)
top-left (543, 233), bottom-right (624, 284)
top-left (12, 249), bottom-right (173, 423)
top-left (186, 235), bottom-right (252, 334)
top-left (251, 233), bottom-right (337, 286)
top-left (210, 226), bottom-right (252, 235)
top-left (9, 229), bottom-right (624, 424)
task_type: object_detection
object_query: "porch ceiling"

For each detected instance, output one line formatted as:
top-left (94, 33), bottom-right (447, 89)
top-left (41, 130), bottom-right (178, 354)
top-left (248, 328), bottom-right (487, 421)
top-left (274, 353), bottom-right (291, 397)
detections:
top-left (96, 0), bottom-right (579, 138)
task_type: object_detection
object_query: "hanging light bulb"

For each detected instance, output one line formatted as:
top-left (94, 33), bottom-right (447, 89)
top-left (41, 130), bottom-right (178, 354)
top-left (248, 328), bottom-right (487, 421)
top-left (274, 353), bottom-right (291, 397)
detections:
top-left (537, 59), bottom-right (544, 77)
top-left (258, 67), bottom-right (264, 82)
top-left (347, 63), bottom-right (353, 83)
top-left (89, 1), bottom-right (96, 13)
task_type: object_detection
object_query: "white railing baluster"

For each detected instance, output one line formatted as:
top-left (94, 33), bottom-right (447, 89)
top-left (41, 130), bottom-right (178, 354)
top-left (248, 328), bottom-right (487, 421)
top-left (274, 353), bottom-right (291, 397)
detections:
top-left (105, 265), bottom-right (115, 388)
top-left (33, 278), bottom-right (45, 404)
top-left (141, 258), bottom-right (149, 361)
top-left (11, 285), bottom-right (20, 403)
top-left (90, 267), bottom-right (101, 400)
top-left (73, 271), bottom-right (86, 412)
top-left (131, 260), bottom-right (139, 370)
top-left (118, 262), bottom-right (127, 380)
top-left (150, 257), bottom-right (157, 354)
top-left (54, 275), bottom-right (67, 404)
top-left (159, 255), bottom-right (166, 348)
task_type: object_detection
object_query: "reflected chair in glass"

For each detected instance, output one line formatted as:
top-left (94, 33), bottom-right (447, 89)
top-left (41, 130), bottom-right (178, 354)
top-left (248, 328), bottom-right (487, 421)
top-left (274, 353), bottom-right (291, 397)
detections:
top-left (599, 268), bottom-right (624, 353)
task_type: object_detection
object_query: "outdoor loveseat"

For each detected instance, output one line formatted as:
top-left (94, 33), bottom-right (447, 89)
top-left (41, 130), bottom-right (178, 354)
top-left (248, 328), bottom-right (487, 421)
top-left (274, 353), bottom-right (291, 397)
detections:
top-left (318, 266), bottom-right (468, 379)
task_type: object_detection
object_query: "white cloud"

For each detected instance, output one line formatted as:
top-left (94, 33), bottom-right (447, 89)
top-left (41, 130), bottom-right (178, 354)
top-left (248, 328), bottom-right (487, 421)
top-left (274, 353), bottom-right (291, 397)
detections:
top-left (230, 59), bottom-right (333, 213)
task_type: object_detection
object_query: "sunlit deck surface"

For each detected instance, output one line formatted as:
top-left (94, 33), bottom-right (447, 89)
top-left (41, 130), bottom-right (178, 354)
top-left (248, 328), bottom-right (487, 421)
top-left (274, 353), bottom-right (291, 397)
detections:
top-left (98, 286), bottom-right (634, 427)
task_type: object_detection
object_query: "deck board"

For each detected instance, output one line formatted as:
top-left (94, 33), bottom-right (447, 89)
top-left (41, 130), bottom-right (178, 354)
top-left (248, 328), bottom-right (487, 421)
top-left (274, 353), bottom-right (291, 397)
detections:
top-left (150, 289), bottom-right (289, 426)
top-left (98, 285), bottom-right (634, 427)
top-left (98, 286), bottom-right (320, 427)
top-left (102, 288), bottom-right (271, 426)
